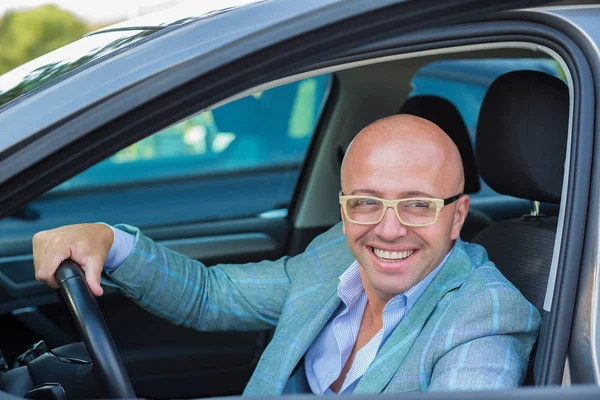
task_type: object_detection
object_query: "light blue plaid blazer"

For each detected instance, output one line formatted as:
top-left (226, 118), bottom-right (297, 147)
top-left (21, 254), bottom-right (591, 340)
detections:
top-left (105, 223), bottom-right (540, 395)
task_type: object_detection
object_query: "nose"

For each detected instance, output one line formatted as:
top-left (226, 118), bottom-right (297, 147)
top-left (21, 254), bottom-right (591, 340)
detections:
top-left (372, 206), bottom-right (408, 241)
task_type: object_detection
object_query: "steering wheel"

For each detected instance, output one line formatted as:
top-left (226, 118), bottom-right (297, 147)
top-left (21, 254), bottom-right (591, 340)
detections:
top-left (55, 260), bottom-right (135, 398)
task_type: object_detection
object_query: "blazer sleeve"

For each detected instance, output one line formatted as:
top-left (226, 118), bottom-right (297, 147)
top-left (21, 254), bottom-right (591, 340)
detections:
top-left (428, 280), bottom-right (541, 391)
top-left (102, 224), bottom-right (301, 331)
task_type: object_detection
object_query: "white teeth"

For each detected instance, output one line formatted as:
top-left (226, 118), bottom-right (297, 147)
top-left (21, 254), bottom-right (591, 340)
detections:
top-left (373, 248), bottom-right (415, 260)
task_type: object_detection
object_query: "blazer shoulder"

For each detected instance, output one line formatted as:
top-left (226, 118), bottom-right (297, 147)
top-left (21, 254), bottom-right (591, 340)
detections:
top-left (305, 222), bottom-right (345, 247)
top-left (455, 240), bottom-right (537, 311)
top-left (287, 222), bottom-right (354, 282)
top-left (303, 222), bottom-right (351, 258)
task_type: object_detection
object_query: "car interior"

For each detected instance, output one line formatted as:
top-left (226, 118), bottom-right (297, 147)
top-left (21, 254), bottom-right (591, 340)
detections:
top-left (289, 48), bottom-right (567, 385)
top-left (0, 42), bottom-right (571, 399)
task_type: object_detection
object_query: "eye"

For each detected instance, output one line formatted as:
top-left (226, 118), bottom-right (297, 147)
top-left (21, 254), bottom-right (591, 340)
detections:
top-left (405, 201), bottom-right (432, 208)
top-left (347, 198), bottom-right (380, 209)
top-left (358, 199), bottom-right (379, 206)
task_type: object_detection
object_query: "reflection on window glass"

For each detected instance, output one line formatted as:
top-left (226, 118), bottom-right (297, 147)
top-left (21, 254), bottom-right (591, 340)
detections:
top-left (111, 113), bottom-right (218, 163)
top-left (289, 79), bottom-right (319, 138)
top-left (51, 74), bottom-right (332, 192)
top-left (0, 30), bottom-right (153, 108)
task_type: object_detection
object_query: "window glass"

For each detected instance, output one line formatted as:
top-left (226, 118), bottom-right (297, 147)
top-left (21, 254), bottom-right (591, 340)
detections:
top-left (52, 75), bottom-right (332, 192)
top-left (409, 59), bottom-right (564, 197)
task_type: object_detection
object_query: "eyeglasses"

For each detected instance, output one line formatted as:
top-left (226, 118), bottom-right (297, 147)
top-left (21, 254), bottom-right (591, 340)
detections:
top-left (339, 192), bottom-right (462, 227)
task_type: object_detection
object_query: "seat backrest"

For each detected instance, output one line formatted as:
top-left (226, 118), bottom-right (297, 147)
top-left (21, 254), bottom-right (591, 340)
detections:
top-left (472, 217), bottom-right (557, 313)
top-left (399, 95), bottom-right (491, 240)
top-left (472, 70), bottom-right (568, 314)
top-left (472, 70), bottom-right (569, 385)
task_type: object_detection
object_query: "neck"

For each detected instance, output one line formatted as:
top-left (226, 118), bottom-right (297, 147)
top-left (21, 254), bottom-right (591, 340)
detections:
top-left (362, 297), bottom-right (384, 328)
top-left (363, 285), bottom-right (392, 320)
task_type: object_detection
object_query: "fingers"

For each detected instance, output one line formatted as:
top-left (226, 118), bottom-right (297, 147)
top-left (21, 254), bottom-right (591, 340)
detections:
top-left (42, 250), bottom-right (71, 289)
top-left (82, 254), bottom-right (104, 297)
top-left (32, 224), bottom-right (111, 296)
top-left (33, 231), bottom-right (69, 289)
top-left (86, 271), bottom-right (104, 297)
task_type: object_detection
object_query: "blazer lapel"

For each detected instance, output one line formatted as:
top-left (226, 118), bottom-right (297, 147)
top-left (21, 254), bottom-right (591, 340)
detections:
top-left (243, 230), bottom-right (354, 396)
top-left (244, 281), bottom-right (341, 396)
top-left (354, 240), bottom-right (474, 394)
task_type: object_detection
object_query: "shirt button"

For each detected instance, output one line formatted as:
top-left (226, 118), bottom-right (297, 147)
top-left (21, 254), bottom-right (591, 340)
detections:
top-left (327, 371), bottom-right (333, 378)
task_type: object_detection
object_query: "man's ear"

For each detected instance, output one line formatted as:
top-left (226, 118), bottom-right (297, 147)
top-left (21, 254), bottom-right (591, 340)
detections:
top-left (340, 207), bottom-right (347, 235)
top-left (450, 195), bottom-right (470, 240)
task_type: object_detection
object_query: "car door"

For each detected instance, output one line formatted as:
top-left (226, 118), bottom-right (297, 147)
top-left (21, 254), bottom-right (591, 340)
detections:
top-left (1, 1), bottom-right (598, 400)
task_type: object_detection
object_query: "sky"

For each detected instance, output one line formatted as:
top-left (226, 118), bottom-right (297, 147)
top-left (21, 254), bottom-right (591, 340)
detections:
top-left (0, 0), bottom-right (187, 24)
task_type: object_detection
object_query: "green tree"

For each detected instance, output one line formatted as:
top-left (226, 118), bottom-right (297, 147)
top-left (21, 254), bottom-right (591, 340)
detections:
top-left (0, 5), bottom-right (88, 75)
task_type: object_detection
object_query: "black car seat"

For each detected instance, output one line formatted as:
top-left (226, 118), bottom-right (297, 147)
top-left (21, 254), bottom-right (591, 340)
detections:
top-left (399, 95), bottom-right (491, 241)
top-left (471, 70), bottom-right (569, 384)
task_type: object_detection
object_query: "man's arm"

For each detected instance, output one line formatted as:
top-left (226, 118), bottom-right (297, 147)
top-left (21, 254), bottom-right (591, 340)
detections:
top-left (33, 222), bottom-right (302, 332)
top-left (103, 224), bottom-right (299, 331)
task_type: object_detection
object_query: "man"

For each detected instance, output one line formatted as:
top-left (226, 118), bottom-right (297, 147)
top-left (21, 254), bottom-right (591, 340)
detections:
top-left (33, 115), bottom-right (540, 395)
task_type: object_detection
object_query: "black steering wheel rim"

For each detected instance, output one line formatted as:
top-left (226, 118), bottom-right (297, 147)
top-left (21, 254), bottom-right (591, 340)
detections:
top-left (55, 260), bottom-right (135, 398)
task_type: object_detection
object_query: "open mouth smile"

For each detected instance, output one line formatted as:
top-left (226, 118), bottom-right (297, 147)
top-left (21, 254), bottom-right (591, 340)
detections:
top-left (371, 247), bottom-right (416, 262)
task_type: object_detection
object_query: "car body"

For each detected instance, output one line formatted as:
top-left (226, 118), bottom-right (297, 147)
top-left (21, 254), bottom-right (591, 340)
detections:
top-left (0, 0), bottom-right (599, 399)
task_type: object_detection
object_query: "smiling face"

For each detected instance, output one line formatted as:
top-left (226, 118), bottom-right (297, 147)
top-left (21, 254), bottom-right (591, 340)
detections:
top-left (341, 115), bottom-right (470, 305)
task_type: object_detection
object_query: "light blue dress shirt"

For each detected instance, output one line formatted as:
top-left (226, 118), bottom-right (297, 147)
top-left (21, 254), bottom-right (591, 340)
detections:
top-left (104, 224), bottom-right (452, 394)
top-left (104, 225), bottom-right (134, 269)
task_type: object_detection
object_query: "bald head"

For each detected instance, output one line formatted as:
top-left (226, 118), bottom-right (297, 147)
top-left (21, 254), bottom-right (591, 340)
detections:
top-left (341, 114), bottom-right (464, 197)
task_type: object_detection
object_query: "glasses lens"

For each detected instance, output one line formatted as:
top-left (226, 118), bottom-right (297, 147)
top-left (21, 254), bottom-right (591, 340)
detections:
top-left (398, 199), bottom-right (437, 225)
top-left (345, 197), bottom-right (383, 223)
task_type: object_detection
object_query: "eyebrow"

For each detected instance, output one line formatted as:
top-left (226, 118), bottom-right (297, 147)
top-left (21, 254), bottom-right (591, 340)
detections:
top-left (349, 189), bottom-right (436, 198)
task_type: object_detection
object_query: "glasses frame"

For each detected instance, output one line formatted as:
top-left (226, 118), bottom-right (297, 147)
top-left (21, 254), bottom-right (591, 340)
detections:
top-left (339, 192), bottom-right (463, 227)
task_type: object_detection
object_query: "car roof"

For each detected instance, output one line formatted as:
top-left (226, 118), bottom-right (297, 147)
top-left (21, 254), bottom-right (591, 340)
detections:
top-left (90, 0), bottom-right (265, 34)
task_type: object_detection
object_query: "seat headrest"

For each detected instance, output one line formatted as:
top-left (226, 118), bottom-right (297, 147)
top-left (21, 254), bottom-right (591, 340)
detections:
top-left (399, 95), bottom-right (480, 194)
top-left (475, 70), bottom-right (568, 203)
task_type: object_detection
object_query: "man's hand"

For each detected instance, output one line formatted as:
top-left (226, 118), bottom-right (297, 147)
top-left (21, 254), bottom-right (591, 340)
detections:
top-left (32, 223), bottom-right (114, 296)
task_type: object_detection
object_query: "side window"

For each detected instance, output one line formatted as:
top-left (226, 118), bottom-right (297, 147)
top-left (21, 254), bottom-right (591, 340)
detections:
top-left (1, 75), bottom-right (332, 235)
top-left (408, 59), bottom-right (564, 198)
top-left (53, 75), bottom-right (332, 192)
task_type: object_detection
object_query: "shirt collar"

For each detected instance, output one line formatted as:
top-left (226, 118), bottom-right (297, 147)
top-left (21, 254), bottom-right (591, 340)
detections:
top-left (337, 244), bottom-right (456, 312)
top-left (337, 260), bottom-right (364, 307)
